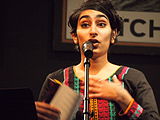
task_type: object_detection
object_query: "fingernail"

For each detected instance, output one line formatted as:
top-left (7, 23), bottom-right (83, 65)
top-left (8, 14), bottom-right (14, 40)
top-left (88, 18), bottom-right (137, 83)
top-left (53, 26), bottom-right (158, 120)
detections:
top-left (113, 75), bottom-right (117, 79)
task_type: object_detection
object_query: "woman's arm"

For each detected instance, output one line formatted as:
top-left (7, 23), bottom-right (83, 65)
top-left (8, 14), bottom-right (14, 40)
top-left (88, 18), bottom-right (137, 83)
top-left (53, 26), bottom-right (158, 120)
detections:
top-left (83, 69), bottom-right (160, 120)
top-left (124, 68), bottom-right (160, 120)
top-left (36, 69), bottom-right (64, 120)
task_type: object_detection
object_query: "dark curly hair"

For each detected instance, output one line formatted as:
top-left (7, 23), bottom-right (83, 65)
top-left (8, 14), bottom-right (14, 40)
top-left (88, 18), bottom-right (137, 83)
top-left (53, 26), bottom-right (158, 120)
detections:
top-left (68, 0), bottom-right (123, 36)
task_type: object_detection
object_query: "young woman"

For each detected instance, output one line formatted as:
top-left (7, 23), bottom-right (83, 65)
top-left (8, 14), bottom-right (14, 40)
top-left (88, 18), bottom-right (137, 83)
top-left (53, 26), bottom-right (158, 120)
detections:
top-left (35, 0), bottom-right (160, 119)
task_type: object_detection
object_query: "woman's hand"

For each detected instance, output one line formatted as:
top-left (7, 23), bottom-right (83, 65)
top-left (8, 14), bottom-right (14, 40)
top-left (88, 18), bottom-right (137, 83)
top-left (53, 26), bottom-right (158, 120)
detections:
top-left (80, 75), bottom-right (133, 111)
top-left (35, 101), bottom-right (60, 120)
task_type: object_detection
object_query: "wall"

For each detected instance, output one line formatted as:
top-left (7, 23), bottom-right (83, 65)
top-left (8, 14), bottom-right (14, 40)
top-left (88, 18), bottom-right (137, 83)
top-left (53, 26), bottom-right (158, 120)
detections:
top-left (1, 0), bottom-right (160, 111)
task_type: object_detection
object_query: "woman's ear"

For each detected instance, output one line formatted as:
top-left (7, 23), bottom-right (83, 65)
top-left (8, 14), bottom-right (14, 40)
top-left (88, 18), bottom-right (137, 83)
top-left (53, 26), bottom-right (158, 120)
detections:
top-left (71, 33), bottom-right (78, 44)
top-left (111, 29), bottom-right (118, 44)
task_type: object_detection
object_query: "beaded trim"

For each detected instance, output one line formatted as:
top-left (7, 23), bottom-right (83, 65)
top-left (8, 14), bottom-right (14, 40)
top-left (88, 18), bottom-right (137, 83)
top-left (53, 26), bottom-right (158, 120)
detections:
top-left (93, 99), bottom-right (99, 119)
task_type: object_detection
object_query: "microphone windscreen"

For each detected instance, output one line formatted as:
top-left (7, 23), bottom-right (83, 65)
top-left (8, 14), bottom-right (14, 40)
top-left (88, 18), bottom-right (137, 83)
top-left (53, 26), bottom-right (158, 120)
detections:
top-left (82, 41), bottom-right (93, 58)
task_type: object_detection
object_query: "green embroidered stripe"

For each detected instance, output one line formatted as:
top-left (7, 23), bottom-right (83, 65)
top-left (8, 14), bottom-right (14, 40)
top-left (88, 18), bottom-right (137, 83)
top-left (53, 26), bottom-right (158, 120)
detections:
top-left (72, 75), bottom-right (80, 120)
top-left (74, 75), bottom-right (80, 93)
top-left (108, 77), bottom-right (116, 120)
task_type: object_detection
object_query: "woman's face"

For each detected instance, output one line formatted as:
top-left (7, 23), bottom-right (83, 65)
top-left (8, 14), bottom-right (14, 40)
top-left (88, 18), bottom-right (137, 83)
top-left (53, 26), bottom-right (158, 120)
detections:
top-left (72, 9), bottom-right (115, 58)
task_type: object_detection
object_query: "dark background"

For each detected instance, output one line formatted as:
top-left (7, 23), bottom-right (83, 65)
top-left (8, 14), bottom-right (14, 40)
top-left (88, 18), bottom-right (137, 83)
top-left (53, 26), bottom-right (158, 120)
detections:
top-left (1, 0), bottom-right (160, 112)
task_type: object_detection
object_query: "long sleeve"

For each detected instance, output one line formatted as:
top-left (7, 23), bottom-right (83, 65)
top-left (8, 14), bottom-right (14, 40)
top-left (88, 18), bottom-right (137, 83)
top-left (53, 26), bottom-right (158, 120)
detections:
top-left (124, 68), bottom-right (160, 120)
top-left (38, 69), bottom-right (64, 103)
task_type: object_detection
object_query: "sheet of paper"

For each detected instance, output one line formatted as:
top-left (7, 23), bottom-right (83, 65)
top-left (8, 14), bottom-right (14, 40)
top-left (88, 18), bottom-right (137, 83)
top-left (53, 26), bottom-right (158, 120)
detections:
top-left (50, 84), bottom-right (82, 120)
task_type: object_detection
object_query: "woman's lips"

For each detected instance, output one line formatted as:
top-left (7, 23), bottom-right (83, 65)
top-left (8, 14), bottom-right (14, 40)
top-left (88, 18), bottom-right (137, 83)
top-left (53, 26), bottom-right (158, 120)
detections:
top-left (88, 39), bottom-right (100, 43)
top-left (88, 39), bottom-right (100, 48)
top-left (93, 43), bottom-right (99, 49)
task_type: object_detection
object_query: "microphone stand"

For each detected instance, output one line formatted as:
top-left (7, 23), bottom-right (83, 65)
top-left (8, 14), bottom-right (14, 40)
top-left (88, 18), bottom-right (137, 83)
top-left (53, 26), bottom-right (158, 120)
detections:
top-left (83, 57), bottom-right (90, 120)
top-left (82, 41), bottom-right (93, 120)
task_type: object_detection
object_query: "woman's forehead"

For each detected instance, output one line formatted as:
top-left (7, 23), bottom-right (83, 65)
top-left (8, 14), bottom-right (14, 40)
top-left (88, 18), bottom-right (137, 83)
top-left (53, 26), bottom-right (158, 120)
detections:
top-left (78, 9), bottom-right (109, 20)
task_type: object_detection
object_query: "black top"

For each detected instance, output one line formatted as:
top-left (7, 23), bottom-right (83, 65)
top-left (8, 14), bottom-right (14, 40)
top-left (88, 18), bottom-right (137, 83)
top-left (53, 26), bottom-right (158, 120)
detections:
top-left (38, 66), bottom-right (160, 120)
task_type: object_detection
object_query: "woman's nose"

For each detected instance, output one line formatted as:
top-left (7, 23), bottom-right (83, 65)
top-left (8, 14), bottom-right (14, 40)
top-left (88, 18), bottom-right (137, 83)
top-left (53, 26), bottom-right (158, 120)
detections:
top-left (90, 32), bottom-right (98, 38)
top-left (89, 26), bottom-right (98, 38)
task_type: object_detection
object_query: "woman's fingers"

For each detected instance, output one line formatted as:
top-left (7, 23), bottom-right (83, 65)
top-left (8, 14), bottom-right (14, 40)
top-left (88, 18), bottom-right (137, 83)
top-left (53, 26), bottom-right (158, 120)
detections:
top-left (35, 102), bottom-right (60, 120)
top-left (80, 75), bottom-right (122, 99)
top-left (112, 75), bottom-right (121, 84)
top-left (37, 113), bottom-right (54, 120)
top-left (35, 102), bottom-right (60, 113)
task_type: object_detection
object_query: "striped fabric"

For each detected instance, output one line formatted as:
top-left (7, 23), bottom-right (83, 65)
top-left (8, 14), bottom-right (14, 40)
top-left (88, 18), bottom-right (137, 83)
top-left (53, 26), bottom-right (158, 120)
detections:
top-left (63, 66), bottom-right (143, 119)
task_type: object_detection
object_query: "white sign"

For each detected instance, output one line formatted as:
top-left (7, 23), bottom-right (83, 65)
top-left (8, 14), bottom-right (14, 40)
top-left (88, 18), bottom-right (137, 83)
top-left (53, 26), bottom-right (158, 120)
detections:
top-left (64, 0), bottom-right (160, 46)
top-left (118, 11), bottom-right (160, 44)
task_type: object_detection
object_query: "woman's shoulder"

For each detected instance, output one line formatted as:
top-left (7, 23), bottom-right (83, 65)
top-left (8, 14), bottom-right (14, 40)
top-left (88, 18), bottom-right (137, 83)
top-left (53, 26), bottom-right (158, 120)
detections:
top-left (115, 66), bottom-right (147, 83)
top-left (116, 66), bottom-right (144, 76)
top-left (46, 66), bottom-right (74, 82)
top-left (117, 66), bottom-right (148, 86)
top-left (124, 66), bottom-right (145, 79)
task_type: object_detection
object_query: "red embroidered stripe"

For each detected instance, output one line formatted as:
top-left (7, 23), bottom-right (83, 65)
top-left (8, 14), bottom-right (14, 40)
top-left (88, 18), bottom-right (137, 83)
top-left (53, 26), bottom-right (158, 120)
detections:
top-left (64, 67), bottom-right (69, 86)
top-left (118, 66), bottom-right (129, 80)
top-left (98, 99), bottom-right (110, 119)
top-left (79, 88), bottom-right (84, 112)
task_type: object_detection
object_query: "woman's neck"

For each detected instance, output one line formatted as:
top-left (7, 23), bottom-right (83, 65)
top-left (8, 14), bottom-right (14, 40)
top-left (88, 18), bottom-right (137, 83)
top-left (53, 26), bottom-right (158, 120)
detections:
top-left (78, 55), bottom-right (110, 75)
top-left (73, 54), bottom-right (120, 81)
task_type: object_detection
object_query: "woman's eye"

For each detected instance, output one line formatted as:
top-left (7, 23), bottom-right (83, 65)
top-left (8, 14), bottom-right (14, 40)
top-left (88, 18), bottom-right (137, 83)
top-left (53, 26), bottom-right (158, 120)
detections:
top-left (97, 23), bottom-right (106, 27)
top-left (81, 23), bottom-right (90, 28)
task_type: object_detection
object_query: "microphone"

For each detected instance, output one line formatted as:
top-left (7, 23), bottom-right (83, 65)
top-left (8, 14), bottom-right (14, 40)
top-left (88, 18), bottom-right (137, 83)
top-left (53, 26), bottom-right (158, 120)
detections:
top-left (82, 41), bottom-right (93, 58)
